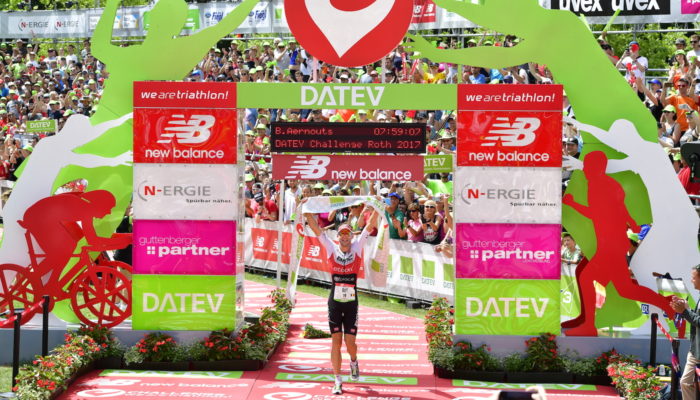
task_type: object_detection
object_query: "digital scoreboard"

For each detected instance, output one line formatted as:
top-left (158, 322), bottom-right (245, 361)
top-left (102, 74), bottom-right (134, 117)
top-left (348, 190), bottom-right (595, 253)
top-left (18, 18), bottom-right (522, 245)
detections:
top-left (270, 122), bottom-right (426, 153)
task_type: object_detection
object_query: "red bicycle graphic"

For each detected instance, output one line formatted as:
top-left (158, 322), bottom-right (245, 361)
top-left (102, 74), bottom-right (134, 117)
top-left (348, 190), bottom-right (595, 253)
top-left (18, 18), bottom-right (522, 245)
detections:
top-left (0, 190), bottom-right (132, 328)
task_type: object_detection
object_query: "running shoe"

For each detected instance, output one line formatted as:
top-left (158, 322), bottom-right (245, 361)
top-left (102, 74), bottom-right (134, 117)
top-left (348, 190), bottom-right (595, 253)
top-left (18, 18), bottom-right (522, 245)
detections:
top-left (332, 381), bottom-right (343, 395)
top-left (350, 360), bottom-right (360, 381)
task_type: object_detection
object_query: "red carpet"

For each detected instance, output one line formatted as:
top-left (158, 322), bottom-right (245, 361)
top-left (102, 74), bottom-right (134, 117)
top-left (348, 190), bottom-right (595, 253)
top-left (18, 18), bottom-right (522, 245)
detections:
top-left (59, 281), bottom-right (621, 399)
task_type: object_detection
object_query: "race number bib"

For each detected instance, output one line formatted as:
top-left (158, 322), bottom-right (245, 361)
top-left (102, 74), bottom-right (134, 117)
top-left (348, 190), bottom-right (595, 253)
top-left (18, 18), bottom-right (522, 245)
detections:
top-left (334, 283), bottom-right (356, 302)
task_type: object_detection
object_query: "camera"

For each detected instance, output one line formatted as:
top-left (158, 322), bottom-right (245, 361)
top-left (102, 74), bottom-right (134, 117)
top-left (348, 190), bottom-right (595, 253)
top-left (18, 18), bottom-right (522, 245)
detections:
top-left (681, 142), bottom-right (700, 182)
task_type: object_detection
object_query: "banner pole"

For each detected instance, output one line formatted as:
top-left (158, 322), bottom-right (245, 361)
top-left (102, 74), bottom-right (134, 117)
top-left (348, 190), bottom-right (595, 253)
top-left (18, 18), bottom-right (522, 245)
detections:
top-left (276, 180), bottom-right (285, 288)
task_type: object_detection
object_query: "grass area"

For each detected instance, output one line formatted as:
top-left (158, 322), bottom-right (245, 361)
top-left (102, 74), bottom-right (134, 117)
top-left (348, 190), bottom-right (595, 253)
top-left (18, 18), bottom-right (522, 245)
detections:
top-left (245, 270), bottom-right (428, 319)
top-left (0, 366), bottom-right (11, 393)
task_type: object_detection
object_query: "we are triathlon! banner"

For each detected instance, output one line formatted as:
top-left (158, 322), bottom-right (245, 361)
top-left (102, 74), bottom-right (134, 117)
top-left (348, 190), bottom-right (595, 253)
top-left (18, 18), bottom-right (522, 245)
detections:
top-left (455, 85), bottom-right (563, 336)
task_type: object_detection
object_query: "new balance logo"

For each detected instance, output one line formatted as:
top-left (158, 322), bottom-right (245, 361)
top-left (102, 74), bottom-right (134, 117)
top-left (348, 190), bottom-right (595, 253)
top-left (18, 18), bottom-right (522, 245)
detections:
top-left (284, 156), bottom-right (331, 179)
top-left (482, 117), bottom-right (540, 147)
top-left (157, 115), bottom-right (216, 144)
top-left (307, 245), bottom-right (321, 257)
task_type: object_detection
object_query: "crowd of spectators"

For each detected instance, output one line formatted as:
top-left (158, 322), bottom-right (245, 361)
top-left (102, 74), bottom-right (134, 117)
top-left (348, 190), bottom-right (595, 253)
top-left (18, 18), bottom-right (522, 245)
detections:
top-left (1, 31), bottom-right (700, 252)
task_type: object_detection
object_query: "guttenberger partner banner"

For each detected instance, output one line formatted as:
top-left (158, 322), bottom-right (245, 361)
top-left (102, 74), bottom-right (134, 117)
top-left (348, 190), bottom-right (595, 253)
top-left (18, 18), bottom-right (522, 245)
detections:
top-left (132, 81), bottom-right (239, 331)
top-left (455, 85), bottom-right (563, 336)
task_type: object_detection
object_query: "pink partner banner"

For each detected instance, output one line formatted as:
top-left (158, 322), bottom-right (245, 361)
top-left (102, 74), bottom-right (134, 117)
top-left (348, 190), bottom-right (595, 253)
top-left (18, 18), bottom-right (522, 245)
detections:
top-left (456, 223), bottom-right (561, 279)
top-left (133, 220), bottom-right (236, 275)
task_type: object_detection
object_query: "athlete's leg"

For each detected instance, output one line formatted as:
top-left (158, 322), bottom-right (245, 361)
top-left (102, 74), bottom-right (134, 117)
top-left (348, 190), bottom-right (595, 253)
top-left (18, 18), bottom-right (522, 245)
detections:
top-left (330, 331), bottom-right (344, 394)
top-left (345, 333), bottom-right (360, 381)
top-left (331, 332), bottom-right (343, 375)
top-left (344, 334), bottom-right (357, 361)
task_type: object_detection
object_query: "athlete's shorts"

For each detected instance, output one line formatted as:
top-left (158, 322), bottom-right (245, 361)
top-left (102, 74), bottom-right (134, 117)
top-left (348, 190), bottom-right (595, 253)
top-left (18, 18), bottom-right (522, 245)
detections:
top-left (328, 299), bottom-right (358, 335)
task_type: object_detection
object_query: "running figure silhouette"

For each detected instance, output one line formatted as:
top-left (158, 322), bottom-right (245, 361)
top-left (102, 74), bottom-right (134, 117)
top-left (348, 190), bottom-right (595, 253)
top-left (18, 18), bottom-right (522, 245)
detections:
top-left (562, 151), bottom-right (676, 336)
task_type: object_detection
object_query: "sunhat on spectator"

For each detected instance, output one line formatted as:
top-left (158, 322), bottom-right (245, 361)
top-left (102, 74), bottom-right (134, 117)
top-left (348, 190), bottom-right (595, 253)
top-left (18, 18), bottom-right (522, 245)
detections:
top-left (313, 182), bottom-right (326, 190)
top-left (388, 192), bottom-right (401, 200)
top-left (663, 104), bottom-right (676, 113)
top-left (245, 173), bottom-right (255, 182)
top-left (245, 130), bottom-right (255, 136)
top-left (439, 130), bottom-right (455, 140)
top-left (379, 187), bottom-right (390, 195)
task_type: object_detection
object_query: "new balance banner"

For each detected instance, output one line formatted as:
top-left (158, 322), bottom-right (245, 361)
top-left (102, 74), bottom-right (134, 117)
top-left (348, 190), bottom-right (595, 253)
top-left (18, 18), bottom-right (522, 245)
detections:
top-left (133, 108), bottom-right (237, 164)
top-left (457, 111), bottom-right (562, 167)
top-left (271, 154), bottom-right (424, 181)
top-left (455, 278), bottom-right (561, 336)
top-left (133, 220), bottom-right (235, 275)
top-left (132, 274), bottom-right (236, 331)
top-left (133, 163), bottom-right (237, 220)
top-left (456, 223), bottom-right (561, 279)
top-left (457, 84), bottom-right (563, 111)
top-left (454, 167), bottom-right (562, 224)
top-left (251, 227), bottom-right (292, 264)
top-left (412, 0), bottom-right (437, 23)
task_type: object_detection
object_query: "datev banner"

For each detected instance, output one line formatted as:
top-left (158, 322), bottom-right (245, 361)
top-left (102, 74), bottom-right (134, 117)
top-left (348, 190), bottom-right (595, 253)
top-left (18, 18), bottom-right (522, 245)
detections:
top-left (456, 223), bottom-right (561, 279)
top-left (133, 163), bottom-right (237, 220)
top-left (133, 220), bottom-right (235, 275)
top-left (272, 154), bottom-right (423, 181)
top-left (455, 167), bottom-right (562, 224)
top-left (132, 274), bottom-right (236, 331)
top-left (457, 111), bottom-right (562, 168)
top-left (455, 278), bottom-right (561, 336)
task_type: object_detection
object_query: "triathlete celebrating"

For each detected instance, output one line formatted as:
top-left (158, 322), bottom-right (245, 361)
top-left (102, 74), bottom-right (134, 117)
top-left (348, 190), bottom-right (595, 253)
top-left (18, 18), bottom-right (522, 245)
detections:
top-left (304, 205), bottom-right (379, 395)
